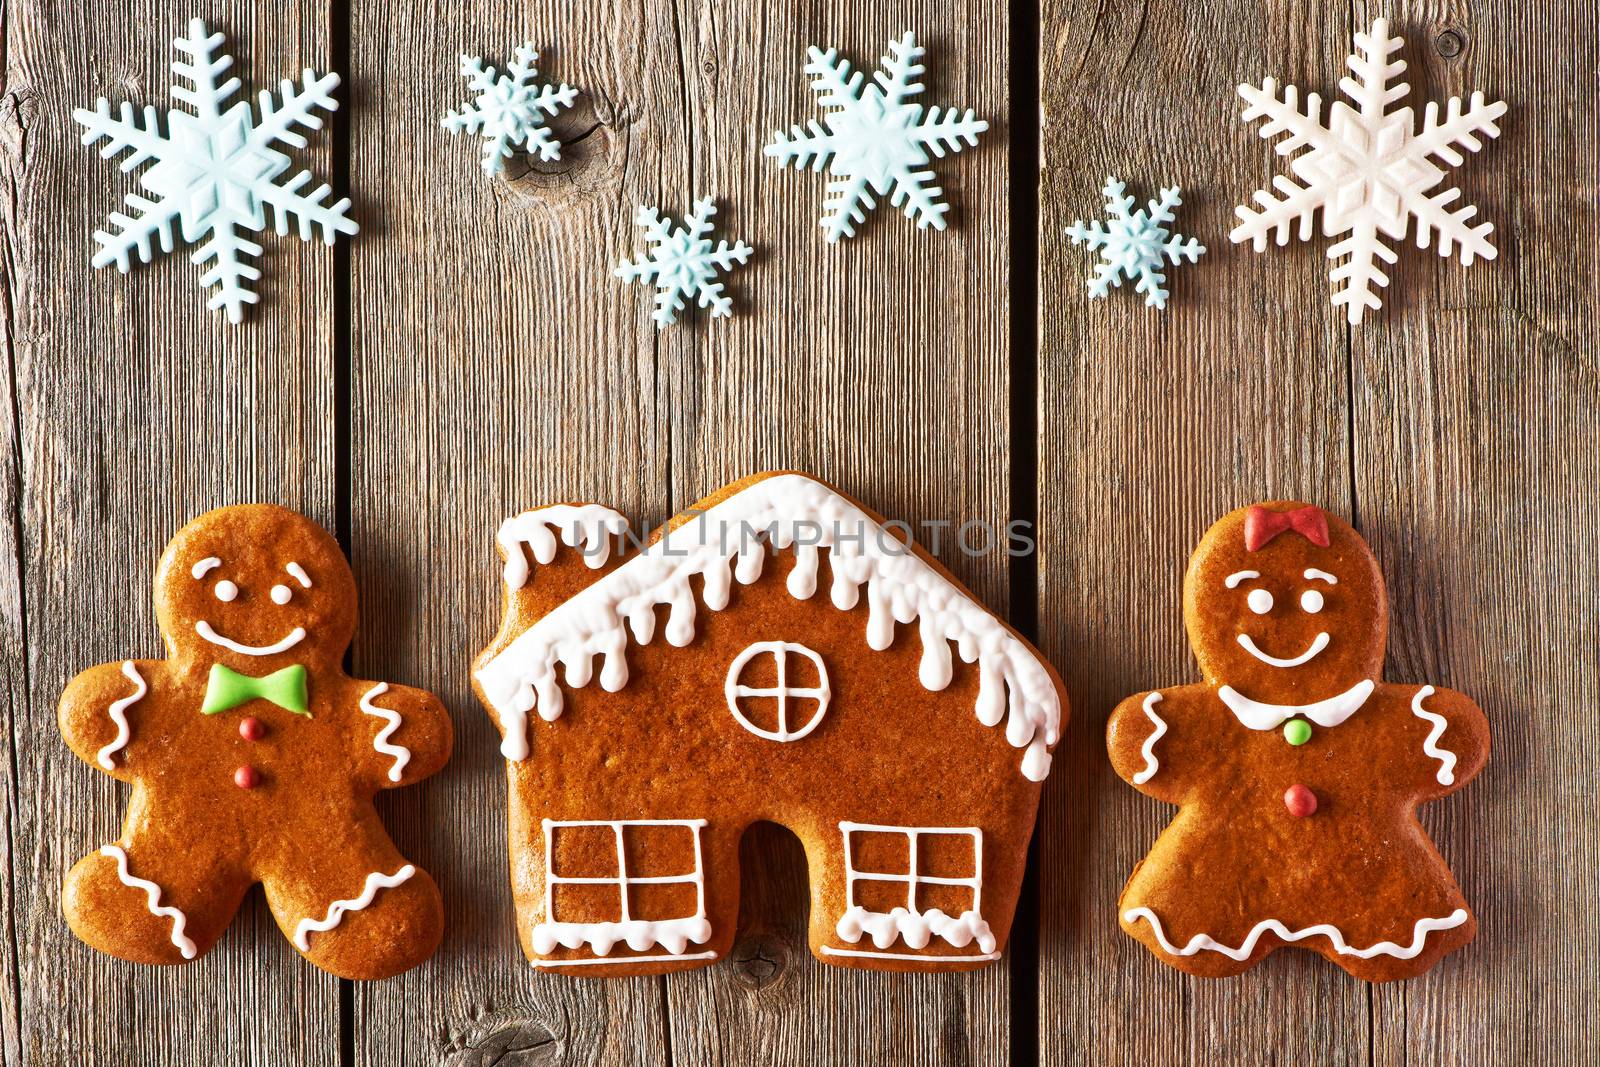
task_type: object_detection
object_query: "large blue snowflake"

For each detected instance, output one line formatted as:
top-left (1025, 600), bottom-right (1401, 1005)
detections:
top-left (1065, 177), bottom-right (1205, 310)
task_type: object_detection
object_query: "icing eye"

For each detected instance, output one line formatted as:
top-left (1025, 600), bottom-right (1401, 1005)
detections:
top-left (1301, 589), bottom-right (1325, 614)
top-left (1247, 588), bottom-right (1274, 614)
top-left (214, 580), bottom-right (239, 603)
top-left (271, 584), bottom-right (293, 605)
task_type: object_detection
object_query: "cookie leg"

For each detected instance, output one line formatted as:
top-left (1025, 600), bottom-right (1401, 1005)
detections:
top-left (62, 836), bottom-right (248, 965)
top-left (261, 832), bottom-right (443, 980)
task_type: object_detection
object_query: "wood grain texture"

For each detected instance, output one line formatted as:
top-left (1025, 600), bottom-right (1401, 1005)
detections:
top-left (347, 1), bottom-right (1013, 1063)
top-left (2, 2), bottom-right (344, 1065)
top-left (1037, 0), bottom-right (1599, 1063)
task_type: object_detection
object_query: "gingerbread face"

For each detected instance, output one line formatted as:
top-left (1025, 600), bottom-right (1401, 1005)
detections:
top-left (153, 505), bottom-right (357, 670)
top-left (1183, 503), bottom-right (1386, 704)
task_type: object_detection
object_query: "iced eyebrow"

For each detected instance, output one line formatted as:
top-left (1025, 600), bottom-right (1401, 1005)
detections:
top-left (286, 562), bottom-right (312, 588)
top-left (1224, 570), bottom-right (1260, 589)
top-left (191, 557), bottom-right (222, 579)
top-left (1303, 569), bottom-right (1338, 585)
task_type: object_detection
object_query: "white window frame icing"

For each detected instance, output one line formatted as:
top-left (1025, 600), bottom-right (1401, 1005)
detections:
top-left (530, 818), bottom-right (714, 967)
top-left (723, 640), bottom-right (831, 742)
top-left (823, 822), bottom-right (999, 961)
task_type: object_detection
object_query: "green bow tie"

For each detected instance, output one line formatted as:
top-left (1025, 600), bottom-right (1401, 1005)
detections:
top-left (201, 664), bottom-right (310, 716)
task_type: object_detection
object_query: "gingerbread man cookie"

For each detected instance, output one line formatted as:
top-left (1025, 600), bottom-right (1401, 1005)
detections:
top-left (1107, 502), bottom-right (1489, 981)
top-left (59, 505), bottom-right (451, 979)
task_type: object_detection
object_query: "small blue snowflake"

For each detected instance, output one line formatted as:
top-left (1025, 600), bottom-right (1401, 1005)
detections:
top-left (442, 44), bottom-right (577, 176)
top-left (1065, 177), bottom-right (1205, 309)
top-left (615, 198), bottom-right (753, 329)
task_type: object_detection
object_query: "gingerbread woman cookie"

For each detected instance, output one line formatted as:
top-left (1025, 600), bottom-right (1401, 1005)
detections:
top-left (1107, 502), bottom-right (1489, 981)
top-left (59, 505), bottom-right (451, 979)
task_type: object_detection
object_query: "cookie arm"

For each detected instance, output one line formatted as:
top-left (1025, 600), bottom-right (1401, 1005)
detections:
top-left (58, 660), bottom-right (154, 780)
top-left (1406, 684), bottom-right (1490, 799)
top-left (1107, 689), bottom-right (1186, 803)
top-left (353, 681), bottom-right (453, 788)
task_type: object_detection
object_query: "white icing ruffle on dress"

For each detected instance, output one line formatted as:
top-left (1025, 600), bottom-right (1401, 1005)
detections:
top-left (836, 905), bottom-right (997, 954)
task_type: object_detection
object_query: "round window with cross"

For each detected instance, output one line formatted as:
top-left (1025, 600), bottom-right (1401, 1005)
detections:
top-left (723, 641), bottom-right (831, 742)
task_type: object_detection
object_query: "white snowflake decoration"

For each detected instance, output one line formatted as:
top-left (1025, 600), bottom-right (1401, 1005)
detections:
top-left (441, 43), bottom-right (578, 177)
top-left (72, 18), bottom-right (357, 323)
top-left (1231, 18), bottom-right (1507, 323)
top-left (1065, 177), bottom-right (1205, 309)
top-left (765, 31), bottom-right (988, 241)
top-left (615, 199), bottom-right (752, 328)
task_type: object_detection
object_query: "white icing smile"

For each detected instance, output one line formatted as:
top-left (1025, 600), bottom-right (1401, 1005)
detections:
top-left (194, 620), bottom-right (306, 656)
top-left (1236, 631), bottom-right (1329, 668)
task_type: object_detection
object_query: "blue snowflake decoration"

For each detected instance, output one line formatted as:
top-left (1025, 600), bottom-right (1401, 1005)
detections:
top-left (615, 198), bottom-right (753, 329)
top-left (442, 43), bottom-right (577, 176)
top-left (1065, 177), bottom-right (1205, 309)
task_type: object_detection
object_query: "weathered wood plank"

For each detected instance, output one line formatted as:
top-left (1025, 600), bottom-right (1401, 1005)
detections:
top-left (657, 4), bottom-right (1014, 1063)
top-left (348, 1), bottom-right (1014, 1063)
top-left (1355, 2), bottom-right (1600, 1064)
top-left (1036, 1), bottom-right (1365, 1063)
top-left (3, 2), bottom-right (343, 1065)
top-left (345, 1), bottom-right (671, 1064)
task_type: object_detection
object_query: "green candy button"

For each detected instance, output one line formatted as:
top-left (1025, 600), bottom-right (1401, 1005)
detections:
top-left (1284, 719), bottom-right (1312, 746)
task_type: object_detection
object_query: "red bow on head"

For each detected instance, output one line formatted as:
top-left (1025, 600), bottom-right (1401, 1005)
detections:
top-left (1244, 505), bottom-right (1330, 552)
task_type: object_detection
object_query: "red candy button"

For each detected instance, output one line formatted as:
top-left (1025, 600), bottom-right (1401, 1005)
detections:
top-left (1283, 784), bottom-right (1318, 818)
top-left (234, 765), bottom-right (260, 789)
top-left (239, 717), bottom-right (265, 741)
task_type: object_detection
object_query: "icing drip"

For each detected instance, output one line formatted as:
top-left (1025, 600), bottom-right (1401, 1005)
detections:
top-left (1124, 906), bottom-right (1470, 961)
top-left (1410, 685), bottom-right (1457, 786)
top-left (496, 504), bottom-right (632, 589)
top-left (1132, 692), bottom-right (1166, 785)
top-left (477, 475), bottom-right (1062, 780)
top-left (293, 865), bottom-right (416, 951)
top-left (1218, 679), bottom-right (1375, 731)
top-left (359, 682), bottom-right (411, 782)
top-left (100, 844), bottom-right (197, 959)
top-left (835, 906), bottom-right (996, 953)
top-left (96, 661), bottom-right (146, 770)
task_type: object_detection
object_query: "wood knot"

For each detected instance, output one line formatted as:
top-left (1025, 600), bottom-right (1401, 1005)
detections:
top-left (1434, 28), bottom-right (1466, 59)
top-left (502, 92), bottom-right (626, 209)
top-left (731, 933), bottom-right (790, 991)
top-left (441, 1013), bottom-right (560, 1067)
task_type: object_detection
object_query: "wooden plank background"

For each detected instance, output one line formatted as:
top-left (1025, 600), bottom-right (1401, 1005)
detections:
top-left (2, 0), bottom-right (1594, 1064)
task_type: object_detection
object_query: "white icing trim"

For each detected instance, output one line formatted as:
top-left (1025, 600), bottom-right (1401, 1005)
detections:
top-left (478, 475), bottom-right (1061, 780)
top-left (359, 682), bottom-right (411, 782)
top-left (1303, 568), bottom-right (1338, 584)
top-left (497, 504), bottom-right (632, 589)
top-left (531, 819), bottom-right (712, 957)
top-left (1124, 906), bottom-right (1470, 961)
top-left (724, 641), bottom-right (831, 741)
top-left (194, 621), bottom-right (306, 656)
top-left (100, 844), bottom-right (197, 959)
top-left (1224, 570), bottom-right (1259, 589)
top-left (1410, 685), bottom-right (1458, 786)
top-left (1132, 692), bottom-right (1166, 785)
top-left (1217, 679), bottom-right (1375, 731)
top-left (836, 822), bottom-right (994, 953)
top-left (191, 557), bottom-right (221, 579)
top-left (96, 661), bottom-right (146, 770)
top-left (293, 865), bottom-right (416, 951)
top-left (1237, 631), bottom-right (1329, 667)
top-left (821, 945), bottom-right (1001, 962)
top-left (531, 950), bottom-right (717, 968)
top-left (286, 562), bottom-right (312, 588)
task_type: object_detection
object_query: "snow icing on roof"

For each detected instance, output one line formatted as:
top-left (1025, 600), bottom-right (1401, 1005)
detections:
top-left (477, 474), bottom-right (1060, 781)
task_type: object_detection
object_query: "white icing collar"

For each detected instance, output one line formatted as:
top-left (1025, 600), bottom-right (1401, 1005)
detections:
top-left (1217, 679), bottom-right (1376, 731)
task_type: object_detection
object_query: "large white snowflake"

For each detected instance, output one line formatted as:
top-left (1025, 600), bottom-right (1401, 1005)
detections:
top-left (1230, 18), bottom-right (1507, 324)
top-left (441, 43), bottom-right (578, 177)
top-left (72, 18), bottom-right (357, 323)
top-left (765, 31), bottom-right (988, 241)
top-left (614, 198), bottom-right (752, 328)
top-left (1065, 177), bottom-right (1205, 309)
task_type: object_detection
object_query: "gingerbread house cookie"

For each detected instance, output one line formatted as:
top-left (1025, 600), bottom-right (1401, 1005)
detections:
top-left (58, 505), bottom-right (452, 979)
top-left (1107, 502), bottom-right (1489, 981)
top-left (473, 472), bottom-right (1066, 974)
